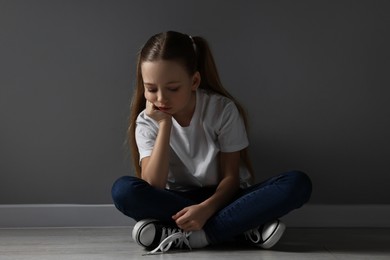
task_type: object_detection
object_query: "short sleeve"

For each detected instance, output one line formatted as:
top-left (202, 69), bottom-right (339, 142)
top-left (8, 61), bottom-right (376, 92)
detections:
top-left (135, 114), bottom-right (158, 162)
top-left (217, 102), bottom-right (249, 152)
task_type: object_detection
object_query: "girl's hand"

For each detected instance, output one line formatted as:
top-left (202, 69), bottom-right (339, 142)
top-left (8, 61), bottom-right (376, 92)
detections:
top-left (172, 204), bottom-right (214, 231)
top-left (145, 100), bottom-right (172, 124)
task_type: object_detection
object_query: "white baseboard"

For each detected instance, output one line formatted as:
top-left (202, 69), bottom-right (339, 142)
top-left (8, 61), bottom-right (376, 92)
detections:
top-left (0, 204), bottom-right (134, 228)
top-left (0, 204), bottom-right (389, 228)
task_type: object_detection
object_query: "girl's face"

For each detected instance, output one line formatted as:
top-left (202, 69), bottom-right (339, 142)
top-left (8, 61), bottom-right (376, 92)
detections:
top-left (141, 60), bottom-right (200, 122)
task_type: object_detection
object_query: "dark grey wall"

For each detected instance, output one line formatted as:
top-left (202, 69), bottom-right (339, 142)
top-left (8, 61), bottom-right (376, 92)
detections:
top-left (1, 0), bottom-right (389, 204)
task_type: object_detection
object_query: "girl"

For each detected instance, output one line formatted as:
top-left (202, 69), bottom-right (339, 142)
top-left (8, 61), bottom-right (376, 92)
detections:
top-left (111, 31), bottom-right (312, 254)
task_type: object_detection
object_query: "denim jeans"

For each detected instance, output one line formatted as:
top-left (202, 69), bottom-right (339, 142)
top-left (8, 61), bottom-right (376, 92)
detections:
top-left (111, 170), bottom-right (312, 244)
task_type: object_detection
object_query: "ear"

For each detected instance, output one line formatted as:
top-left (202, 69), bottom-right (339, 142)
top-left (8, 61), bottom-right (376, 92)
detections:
top-left (191, 71), bottom-right (201, 91)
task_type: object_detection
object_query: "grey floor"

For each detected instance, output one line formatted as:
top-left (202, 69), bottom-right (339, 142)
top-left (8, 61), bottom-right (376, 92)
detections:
top-left (0, 227), bottom-right (389, 260)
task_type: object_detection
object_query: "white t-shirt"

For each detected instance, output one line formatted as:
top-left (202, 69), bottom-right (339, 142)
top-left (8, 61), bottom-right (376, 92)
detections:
top-left (135, 88), bottom-right (252, 191)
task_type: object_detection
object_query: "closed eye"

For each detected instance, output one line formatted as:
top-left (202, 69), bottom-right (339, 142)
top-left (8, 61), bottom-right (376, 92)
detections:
top-left (145, 87), bottom-right (157, 93)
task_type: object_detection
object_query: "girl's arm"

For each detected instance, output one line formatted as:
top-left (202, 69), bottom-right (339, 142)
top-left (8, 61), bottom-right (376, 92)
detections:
top-left (173, 151), bottom-right (241, 231)
top-left (141, 102), bottom-right (172, 189)
top-left (200, 150), bottom-right (241, 213)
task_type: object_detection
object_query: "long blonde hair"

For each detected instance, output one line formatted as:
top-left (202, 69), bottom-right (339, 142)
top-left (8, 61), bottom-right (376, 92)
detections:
top-left (127, 31), bottom-right (253, 179)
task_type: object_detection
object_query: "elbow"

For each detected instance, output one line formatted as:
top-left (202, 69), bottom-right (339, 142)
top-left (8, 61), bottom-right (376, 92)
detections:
top-left (229, 175), bottom-right (241, 193)
top-left (149, 181), bottom-right (166, 190)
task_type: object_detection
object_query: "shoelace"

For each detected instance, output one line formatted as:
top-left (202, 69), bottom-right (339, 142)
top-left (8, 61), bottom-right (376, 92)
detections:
top-left (143, 227), bottom-right (192, 255)
top-left (244, 228), bottom-right (262, 243)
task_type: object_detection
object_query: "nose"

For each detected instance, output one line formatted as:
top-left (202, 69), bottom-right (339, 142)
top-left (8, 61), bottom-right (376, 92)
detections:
top-left (157, 90), bottom-right (168, 103)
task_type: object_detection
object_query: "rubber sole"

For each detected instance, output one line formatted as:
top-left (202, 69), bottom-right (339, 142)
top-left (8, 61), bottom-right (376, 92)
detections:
top-left (260, 220), bottom-right (286, 249)
top-left (132, 219), bottom-right (157, 248)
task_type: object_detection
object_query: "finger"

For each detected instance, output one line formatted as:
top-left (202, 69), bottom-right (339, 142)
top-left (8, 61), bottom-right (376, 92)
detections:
top-left (173, 208), bottom-right (187, 221)
top-left (177, 220), bottom-right (190, 230)
top-left (179, 221), bottom-right (196, 232)
top-left (146, 101), bottom-right (157, 114)
top-left (145, 101), bottom-right (151, 110)
top-left (146, 100), bottom-right (154, 108)
top-left (176, 211), bottom-right (191, 225)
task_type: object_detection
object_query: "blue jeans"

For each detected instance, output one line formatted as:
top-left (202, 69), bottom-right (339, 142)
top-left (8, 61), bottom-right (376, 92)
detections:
top-left (111, 170), bottom-right (312, 244)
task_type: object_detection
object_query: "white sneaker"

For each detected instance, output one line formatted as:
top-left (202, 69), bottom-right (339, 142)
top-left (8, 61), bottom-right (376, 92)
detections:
top-left (132, 219), bottom-right (192, 255)
top-left (244, 219), bottom-right (286, 249)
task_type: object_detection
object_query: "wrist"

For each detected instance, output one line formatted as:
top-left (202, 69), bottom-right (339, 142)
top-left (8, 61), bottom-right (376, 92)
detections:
top-left (199, 200), bottom-right (218, 216)
top-left (158, 118), bottom-right (172, 127)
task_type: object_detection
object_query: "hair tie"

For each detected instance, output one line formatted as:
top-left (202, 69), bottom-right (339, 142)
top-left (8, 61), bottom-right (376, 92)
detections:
top-left (189, 35), bottom-right (197, 53)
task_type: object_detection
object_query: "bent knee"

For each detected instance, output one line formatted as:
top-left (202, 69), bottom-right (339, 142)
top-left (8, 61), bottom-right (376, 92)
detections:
top-left (111, 176), bottom-right (146, 205)
top-left (286, 170), bottom-right (313, 204)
